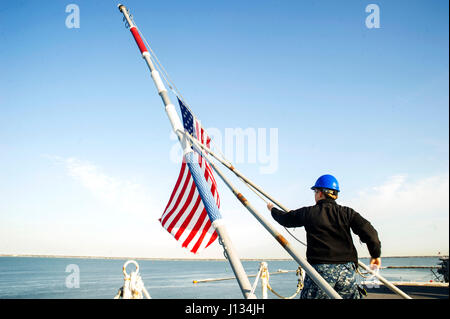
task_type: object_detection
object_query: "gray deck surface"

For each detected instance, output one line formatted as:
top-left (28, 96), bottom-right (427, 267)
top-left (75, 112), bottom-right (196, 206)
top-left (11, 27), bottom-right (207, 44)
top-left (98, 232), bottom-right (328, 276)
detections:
top-left (364, 284), bottom-right (449, 299)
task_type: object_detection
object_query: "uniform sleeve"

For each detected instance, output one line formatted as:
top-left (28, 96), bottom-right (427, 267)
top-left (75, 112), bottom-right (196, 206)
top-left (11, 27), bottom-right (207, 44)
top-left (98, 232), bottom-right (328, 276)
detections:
top-left (271, 207), bottom-right (308, 228)
top-left (349, 210), bottom-right (381, 258)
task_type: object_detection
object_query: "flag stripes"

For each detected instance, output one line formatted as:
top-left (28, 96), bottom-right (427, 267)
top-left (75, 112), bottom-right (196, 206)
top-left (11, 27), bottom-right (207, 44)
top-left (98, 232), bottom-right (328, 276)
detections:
top-left (159, 99), bottom-right (220, 253)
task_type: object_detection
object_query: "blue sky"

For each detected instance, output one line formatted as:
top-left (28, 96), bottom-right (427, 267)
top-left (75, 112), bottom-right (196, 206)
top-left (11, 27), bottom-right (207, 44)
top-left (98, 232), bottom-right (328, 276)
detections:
top-left (0, 0), bottom-right (448, 259)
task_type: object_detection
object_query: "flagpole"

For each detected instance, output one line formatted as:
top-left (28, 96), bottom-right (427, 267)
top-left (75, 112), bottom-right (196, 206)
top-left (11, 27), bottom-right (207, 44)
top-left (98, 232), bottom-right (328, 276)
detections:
top-left (184, 133), bottom-right (342, 299)
top-left (118, 4), bottom-right (255, 299)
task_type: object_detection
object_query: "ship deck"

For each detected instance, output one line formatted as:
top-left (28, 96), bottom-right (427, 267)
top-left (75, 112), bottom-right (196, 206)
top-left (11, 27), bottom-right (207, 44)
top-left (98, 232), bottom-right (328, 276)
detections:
top-left (363, 282), bottom-right (449, 299)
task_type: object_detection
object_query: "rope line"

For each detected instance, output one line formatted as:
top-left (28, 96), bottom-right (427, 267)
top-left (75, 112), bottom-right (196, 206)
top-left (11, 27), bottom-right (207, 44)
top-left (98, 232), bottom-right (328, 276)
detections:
top-left (136, 26), bottom-right (231, 165)
top-left (264, 265), bottom-right (304, 299)
top-left (136, 26), bottom-right (194, 115)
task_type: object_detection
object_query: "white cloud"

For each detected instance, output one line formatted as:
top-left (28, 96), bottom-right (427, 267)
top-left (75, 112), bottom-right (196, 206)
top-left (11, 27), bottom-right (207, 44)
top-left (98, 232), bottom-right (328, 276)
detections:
top-left (46, 156), bottom-right (229, 258)
top-left (342, 173), bottom-right (449, 256)
top-left (52, 156), bottom-right (162, 218)
top-left (345, 173), bottom-right (449, 219)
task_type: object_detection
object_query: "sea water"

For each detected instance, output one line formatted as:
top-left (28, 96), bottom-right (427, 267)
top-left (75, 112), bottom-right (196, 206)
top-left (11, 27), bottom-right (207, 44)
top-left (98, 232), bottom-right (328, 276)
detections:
top-left (0, 256), bottom-right (443, 299)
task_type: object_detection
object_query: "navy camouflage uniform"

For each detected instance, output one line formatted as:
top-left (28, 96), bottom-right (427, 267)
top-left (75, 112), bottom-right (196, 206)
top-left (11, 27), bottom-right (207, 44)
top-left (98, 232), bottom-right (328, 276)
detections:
top-left (300, 263), bottom-right (361, 299)
top-left (271, 198), bottom-right (381, 299)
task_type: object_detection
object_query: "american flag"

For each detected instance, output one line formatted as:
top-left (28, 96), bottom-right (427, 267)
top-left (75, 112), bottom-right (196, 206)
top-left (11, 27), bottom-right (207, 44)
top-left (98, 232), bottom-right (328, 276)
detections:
top-left (159, 98), bottom-right (220, 253)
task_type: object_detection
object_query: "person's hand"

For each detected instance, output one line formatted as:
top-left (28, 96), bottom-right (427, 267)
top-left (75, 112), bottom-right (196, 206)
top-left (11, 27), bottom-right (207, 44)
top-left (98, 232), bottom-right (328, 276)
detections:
top-left (370, 257), bottom-right (381, 269)
top-left (267, 203), bottom-right (274, 211)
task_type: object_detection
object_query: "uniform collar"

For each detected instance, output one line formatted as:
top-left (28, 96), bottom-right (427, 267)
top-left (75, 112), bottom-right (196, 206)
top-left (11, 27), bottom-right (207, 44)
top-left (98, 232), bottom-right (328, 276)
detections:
top-left (317, 198), bottom-right (336, 205)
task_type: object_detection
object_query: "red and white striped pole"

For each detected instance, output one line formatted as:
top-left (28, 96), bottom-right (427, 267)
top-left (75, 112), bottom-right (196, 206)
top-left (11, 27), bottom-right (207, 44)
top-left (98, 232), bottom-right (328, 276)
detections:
top-left (118, 4), bottom-right (184, 139)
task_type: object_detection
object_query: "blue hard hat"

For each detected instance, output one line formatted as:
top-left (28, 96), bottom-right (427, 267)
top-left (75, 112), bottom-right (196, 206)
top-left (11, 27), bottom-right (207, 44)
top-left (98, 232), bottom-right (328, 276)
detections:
top-left (311, 174), bottom-right (340, 192)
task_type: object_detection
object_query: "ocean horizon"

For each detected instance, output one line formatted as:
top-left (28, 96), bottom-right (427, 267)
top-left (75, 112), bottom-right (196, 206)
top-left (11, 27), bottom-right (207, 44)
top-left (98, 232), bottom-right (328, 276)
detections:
top-left (1, 253), bottom-right (446, 260)
top-left (0, 255), bottom-right (446, 299)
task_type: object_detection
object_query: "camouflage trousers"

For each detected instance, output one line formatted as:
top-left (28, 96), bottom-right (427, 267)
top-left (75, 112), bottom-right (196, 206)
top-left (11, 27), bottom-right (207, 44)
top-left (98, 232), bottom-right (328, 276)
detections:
top-left (300, 262), bottom-right (361, 299)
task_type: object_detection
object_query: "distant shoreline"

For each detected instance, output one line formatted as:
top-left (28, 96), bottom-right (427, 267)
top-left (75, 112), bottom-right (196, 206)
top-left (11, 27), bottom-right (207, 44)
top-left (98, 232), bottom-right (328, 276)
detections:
top-left (0, 254), bottom-right (446, 261)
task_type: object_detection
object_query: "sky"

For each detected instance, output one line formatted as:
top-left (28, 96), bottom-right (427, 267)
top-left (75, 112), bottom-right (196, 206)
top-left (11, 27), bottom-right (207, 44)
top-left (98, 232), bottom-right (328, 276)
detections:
top-left (0, 0), bottom-right (448, 260)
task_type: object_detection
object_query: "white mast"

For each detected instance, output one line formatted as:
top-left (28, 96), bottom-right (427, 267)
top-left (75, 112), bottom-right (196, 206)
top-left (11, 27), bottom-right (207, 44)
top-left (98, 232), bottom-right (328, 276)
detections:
top-left (118, 4), bottom-right (255, 299)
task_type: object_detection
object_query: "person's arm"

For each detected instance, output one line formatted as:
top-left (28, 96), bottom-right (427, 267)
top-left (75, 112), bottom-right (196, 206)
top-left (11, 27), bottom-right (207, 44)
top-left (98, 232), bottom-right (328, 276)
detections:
top-left (267, 203), bottom-right (308, 228)
top-left (349, 210), bottom-right (381, 259)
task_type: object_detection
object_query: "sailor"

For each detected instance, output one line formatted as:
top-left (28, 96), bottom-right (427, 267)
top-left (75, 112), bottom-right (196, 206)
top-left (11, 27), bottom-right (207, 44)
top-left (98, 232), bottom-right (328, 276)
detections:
top-left (267, 174), bottom-right (381, 299)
